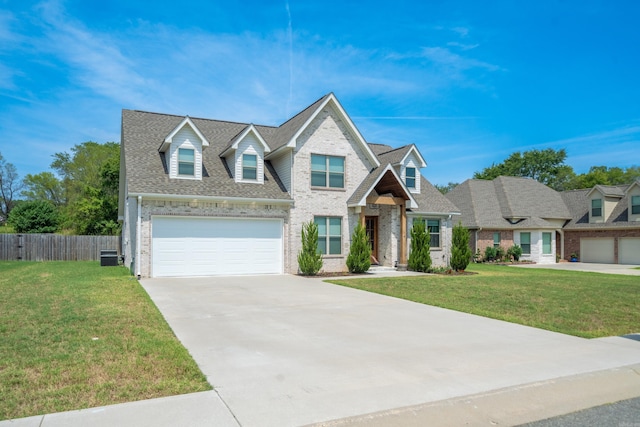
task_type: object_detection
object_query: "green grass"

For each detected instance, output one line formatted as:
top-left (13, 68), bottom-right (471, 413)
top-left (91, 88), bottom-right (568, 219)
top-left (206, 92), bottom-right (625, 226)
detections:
top-left (0, 262), bottom-right (211, 421)
top-left (329, 264), bottom-right (640, 339)
top-left (0, 224), bottom-right (15, 233)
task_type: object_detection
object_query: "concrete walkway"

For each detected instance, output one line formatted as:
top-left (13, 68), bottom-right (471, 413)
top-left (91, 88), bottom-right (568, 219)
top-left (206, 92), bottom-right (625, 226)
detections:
top-left (510, 261), bottom-right (640, 275)
top-left (3, 272), bottom-right (640, 426)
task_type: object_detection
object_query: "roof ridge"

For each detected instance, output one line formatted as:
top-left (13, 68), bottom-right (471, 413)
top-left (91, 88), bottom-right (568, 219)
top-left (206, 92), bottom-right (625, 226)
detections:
top-left (124, 108), bottom-right (276, 128)
top-left (276, 93), bottom-right (331, 128)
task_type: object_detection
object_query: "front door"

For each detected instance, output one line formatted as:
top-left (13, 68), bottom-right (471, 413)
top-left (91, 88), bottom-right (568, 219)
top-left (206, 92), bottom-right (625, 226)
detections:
top-left (365, 216), bottom-right (379, 264)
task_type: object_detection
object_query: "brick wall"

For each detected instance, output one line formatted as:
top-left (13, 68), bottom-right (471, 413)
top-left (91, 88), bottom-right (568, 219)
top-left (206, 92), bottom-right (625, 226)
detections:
top-left (474, 229), bottom-right (514, 258)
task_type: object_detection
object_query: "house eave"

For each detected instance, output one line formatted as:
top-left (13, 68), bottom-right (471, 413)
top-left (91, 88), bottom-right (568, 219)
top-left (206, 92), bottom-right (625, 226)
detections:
top-left (127, 192), bottom-right (293, 206)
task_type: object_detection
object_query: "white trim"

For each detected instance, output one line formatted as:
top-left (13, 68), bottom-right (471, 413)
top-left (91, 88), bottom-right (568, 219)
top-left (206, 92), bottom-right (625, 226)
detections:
top-left (399, 145), bottom-right (427, 168)
top-left (220, 124), bottom-right (271, 158)
top-left (285, 94), bottom-right (380, 168)
top-left (159, 116), bottom-right (210, 152)
top-left (347, 164), bottom-right (418, 208)
top-left (136, 195), bottom-right (142, 278)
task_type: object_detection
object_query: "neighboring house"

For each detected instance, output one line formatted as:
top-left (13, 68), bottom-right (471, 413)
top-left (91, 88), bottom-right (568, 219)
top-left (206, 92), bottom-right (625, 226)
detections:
top-left (445, 176), bottom-right (572, 264)
top-left (119, 93), bottom-right (459, 277)
top-left (560, 180), bottom-right (640, 264)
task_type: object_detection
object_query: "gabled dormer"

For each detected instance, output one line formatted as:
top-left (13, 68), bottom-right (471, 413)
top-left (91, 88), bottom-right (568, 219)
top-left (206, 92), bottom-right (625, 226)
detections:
top-left (220, 124), bottom-right (270, 184)
top-left (626, 180), bottom-right (640, 222)
top-left (379, 144), bottom-right (427, 194)
top-left (159, 116), bottom-right (209, 180)
top-left (586, 185), bottom-right (624, 223)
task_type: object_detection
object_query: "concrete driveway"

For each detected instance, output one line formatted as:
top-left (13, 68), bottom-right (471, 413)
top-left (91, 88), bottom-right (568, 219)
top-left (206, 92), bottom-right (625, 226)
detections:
top-left (140, 274), bottom-right (640, 426)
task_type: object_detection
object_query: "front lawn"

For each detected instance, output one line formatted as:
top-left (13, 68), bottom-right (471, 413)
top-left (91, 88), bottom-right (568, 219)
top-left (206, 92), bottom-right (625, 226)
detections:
top-left (329, 264), bottom-right (640, 338)
top-left (0, 262), bottom-right (211, 421)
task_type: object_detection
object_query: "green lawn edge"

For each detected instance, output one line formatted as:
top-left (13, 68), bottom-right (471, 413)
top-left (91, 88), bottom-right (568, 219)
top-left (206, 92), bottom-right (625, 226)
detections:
top-left (328, 263), bottom-right (640, 339)
top-left (0, 261), bottom-right (211, 421)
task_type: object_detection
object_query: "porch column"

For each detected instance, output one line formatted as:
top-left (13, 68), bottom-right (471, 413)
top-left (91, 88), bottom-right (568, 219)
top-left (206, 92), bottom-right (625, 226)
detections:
top-left (359, 208), bottom-right (365, 227)
top-left (399, 204), bottom-right (407, 264)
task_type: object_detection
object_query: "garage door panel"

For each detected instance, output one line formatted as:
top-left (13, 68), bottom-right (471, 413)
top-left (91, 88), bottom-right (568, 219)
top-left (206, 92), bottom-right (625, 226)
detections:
top-left (580, 238), bottom-right (614, 264)
top-left (152, 216), bottom-right (282, 277)
top-left (619, 238), bottom-right (640, 265)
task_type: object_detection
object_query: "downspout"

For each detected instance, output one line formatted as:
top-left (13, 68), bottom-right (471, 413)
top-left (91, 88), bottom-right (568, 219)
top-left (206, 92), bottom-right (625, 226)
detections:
top-left (136, 195), bottom-right (142, 279)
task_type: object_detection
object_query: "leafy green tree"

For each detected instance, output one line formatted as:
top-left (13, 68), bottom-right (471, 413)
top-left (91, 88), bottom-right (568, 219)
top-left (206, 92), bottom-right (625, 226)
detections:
top-left (51, 142), bottom-right (120, 234)
top-left (0, 151), bottom-right (23, 222)
top-left (8, 200), bottom-right (59, 233)
top-left (21, 172), bottom-right (65, 206)
top-left (473, 148), bottom-right (576, 191)
top-left (297, 221), bottom-right (323, 275)
top-left (346, 223), bottom-right (371, 273)
top-left (451, 222), bottom-right (472, 271)
top-left (408, 220), bottom-right (431, 272)
top-left (573, 166), bottom-right (640, 189)
top-left (434, 182), bottom-right (459, 194)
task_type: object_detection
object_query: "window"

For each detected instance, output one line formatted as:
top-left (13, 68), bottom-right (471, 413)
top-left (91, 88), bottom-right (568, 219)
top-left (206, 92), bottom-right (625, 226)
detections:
top-left (413, 218), bottom-right (440, 248)
top-left (632, 195), bottom-right (640, 215)
top-left (178, 148), bottom-right (195, 176)
top-left (493, 232), bottom-right (500, 248)
top-left (542, 232), bottom-right (552, 255)
top-left (405, 167), bottom-right (416, 188)
top-left (311, 154), bottom-right (344, 188)
top-left (314, 216), bottom-right (342, 255)
top-left (427, 219), bottom-right (440, 248)
top-left (591, 198), bottom-right (602, 217)
top-left (520, 232), bottom-right (531, 255)
top-left (242, 154), bottom-right (257, 180)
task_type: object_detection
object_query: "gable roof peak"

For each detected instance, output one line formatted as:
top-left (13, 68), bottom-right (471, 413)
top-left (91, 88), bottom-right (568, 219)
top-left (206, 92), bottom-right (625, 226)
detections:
top-left (159, 115), bottom-right (210, 152)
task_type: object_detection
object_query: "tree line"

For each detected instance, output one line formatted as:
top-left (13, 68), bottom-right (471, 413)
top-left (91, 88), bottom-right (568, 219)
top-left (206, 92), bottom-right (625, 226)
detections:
top-left (435, 148), bottom-right (640, 194)
top-left (0, 142), bottom-right (119, 235)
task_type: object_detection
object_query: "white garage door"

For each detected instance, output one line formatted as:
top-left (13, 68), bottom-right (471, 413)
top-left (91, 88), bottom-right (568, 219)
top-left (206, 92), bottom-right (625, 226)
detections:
top-left (580, 238), bottom-right (615, 264)
top-left (152, 216), bottom-right (283, 277)
top-left (619, 238), bottom-right (640, 265)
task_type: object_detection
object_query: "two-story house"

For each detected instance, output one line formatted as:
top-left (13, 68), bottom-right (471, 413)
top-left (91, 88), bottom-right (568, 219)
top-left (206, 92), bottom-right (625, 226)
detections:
top-left (119, 93), bottom-right (460, 277)
top-left (561, 180), bottom-right (640, 264)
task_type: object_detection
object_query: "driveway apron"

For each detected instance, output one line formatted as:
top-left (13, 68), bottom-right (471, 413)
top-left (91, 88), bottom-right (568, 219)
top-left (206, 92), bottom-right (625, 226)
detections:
top-left (140, 274), bottom-right (640, 427)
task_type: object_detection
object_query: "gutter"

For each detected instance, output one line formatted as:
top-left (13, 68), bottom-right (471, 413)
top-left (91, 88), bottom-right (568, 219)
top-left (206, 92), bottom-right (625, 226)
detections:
top-left (136, 195), bottom-right (142, 279)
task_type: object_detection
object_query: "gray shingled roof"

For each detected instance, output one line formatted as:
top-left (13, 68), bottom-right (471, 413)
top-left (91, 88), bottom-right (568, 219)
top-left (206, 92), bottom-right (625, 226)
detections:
top-left (590, 184), bottom-right (626, 198)
top-left (122, 110), bottom-right (290, 200)
top-left (122, 95), bottom-right (459, 214)
top-left (266, 94), bottom-right (331, 153)
top-left (561, 184), bottom-right (638, 229)
top-left (377, 145), bottom-right (413, 165)
top-left (445, 176), bottom-right (571, 229)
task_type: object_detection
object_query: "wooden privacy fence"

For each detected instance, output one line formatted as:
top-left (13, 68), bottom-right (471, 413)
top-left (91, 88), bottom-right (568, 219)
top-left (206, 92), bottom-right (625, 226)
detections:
top-left (0, 234), bottom-right (121, 261)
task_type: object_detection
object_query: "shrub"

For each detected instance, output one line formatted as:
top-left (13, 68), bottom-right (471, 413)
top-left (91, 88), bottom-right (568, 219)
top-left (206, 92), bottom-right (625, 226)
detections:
top-left (346, 223), bottom-right (371, 274)
top-left (297, 221), bottom-right (323, 275)
top-left (408, 220), bottom-right (431, 272)
top-left (495, 246), bottom-right (506, 262)
top-left (450, 222), bottom-right (472, 271)
top-left (484, 246), bottom-right (497, 262)
top-left (507, 245), bottom-right (523, 261)
top-left (8, 200), bottom-right (59, 233)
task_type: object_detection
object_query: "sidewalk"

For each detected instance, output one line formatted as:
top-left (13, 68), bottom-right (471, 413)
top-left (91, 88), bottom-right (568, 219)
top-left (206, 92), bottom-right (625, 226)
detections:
top-left (3, 363), bottom-right (640, 427)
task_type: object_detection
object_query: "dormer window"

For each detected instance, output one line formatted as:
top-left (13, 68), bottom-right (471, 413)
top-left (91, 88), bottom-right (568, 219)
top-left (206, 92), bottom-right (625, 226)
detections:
top-left (632, 195), bottom-right (640, 215)
top-left (405, 167), bottom-right (416, 189)
top-left (243, 154), bottom-right (257, 180)
top-left (178, 148), bottom-right (195, 176)
top-left (591, 198), bottom-right (602, 217)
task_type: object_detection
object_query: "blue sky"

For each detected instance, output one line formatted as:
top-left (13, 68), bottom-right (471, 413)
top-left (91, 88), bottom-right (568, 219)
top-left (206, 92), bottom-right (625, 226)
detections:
top-left (1, 0), bottom-right (639, 186)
